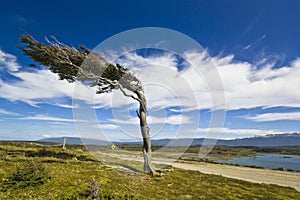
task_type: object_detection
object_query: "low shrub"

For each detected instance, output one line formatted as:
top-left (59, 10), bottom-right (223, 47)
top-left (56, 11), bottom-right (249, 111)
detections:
top-left (1, 161), bottom-right (50, 190)
top-left (25, 149), bottom-right (74, 159)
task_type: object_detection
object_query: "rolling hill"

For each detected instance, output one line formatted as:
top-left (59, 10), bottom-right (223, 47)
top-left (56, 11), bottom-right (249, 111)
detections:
top-left (36, 133), bottom-right (300, 146)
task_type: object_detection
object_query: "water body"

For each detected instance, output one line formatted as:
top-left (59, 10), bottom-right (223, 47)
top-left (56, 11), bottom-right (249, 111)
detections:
top-left (218, 154), bottom-right (300, 171)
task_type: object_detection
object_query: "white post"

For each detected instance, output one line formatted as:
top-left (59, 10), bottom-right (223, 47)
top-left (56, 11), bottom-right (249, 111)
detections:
top-left (63, 137), bottom-right (67, 149)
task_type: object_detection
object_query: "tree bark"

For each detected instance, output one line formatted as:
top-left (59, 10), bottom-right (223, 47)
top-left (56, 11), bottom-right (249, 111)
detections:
top-left (136, 91), bottom-right (155, 175)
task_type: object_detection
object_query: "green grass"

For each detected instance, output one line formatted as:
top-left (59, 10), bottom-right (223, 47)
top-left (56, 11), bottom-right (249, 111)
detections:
top-left (116, 144), bottom-right (258, 161)
top-left (94, 144), bottom-right (300, 162)
top-left (1, 141), bottom-right (300, 199)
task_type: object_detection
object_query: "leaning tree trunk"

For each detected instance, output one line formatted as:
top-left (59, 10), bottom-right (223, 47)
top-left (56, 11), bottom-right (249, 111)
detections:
top-left (136, 91), bottom-right (155, 175)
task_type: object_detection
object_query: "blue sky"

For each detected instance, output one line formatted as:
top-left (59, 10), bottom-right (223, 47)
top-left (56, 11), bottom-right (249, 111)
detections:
top-left (1, 0), bottom-right (300, 141)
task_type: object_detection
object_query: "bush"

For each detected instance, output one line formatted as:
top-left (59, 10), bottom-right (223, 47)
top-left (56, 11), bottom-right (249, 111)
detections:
top-left (1, 161), bottom-right (50, 190)
top-left (25, 148), bottom-right (97, 162)
top-left (25, 149), bottom-right (74, 159)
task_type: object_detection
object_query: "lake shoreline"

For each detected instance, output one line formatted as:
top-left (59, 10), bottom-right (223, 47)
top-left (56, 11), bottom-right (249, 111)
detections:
top-left (216, 153), bottom-right (300, 172)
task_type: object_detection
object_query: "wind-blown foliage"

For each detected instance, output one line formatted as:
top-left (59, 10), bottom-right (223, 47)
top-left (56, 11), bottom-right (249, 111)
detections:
top-left (18, 35), bottom-right (141, 95)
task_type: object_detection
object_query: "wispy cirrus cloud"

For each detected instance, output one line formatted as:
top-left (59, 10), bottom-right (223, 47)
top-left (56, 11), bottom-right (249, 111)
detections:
top-left (0, 109), bottom-right (19, 116)
top-left (244, 112), bottom-right (300, 122)
top-left (243, 34), bottom-right (267, 51)
top-left (18, 114), bottom-right (84, 123)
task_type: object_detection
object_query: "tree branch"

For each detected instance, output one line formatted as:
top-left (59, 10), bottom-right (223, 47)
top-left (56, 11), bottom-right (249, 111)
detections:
top-left (118, 86), bottom-right (142, 103)
top-left (136, 110), bottom-right (141, 119)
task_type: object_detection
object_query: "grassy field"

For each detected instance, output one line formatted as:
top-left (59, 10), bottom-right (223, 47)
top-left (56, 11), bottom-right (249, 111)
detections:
top-left (116, 144), bottom-right (258, 163)
top-left (1, 141), bottom-right (300, 199)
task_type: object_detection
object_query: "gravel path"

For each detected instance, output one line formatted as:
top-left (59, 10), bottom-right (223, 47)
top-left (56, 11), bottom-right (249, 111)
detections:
top-left (98, 152), bottom-right (300, 191)
top-left (172, 161), bottom-right (300, 191)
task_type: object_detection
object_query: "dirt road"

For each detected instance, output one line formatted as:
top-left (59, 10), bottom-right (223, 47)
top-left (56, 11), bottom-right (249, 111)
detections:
top-left (98, 152), bottom-right (300, 191)
top-left (172, 161), bottom-right (300, 191)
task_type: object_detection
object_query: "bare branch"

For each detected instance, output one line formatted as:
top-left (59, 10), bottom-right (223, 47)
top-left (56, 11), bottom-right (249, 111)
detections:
top-left (119, 86), bottom-right (141, 103)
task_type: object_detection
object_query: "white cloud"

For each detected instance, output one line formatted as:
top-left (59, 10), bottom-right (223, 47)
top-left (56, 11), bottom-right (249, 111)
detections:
top-left (244, 112), bottom-right (300, 122)
top-left (0, 70), bottom-right (74, 105)
top-left (168, 108), bottom-right (182, 113)
top-left (111, 114), bottom-right (190, 125)
top-left (117, 51), bottom-right (212, 111)
top-left (149, 115), bottom-right (191, 125)
top-left (118, 50), bottom-right (300, 111)
top-left (42, 132), bottom-right (77, 138)
top-left (197, 127), bottom-right (282, 136)
top-left (18, 114), bottom-right (83, 122)
top-left (214, 57), bottom-right (300, 110)
top-left (0, 109), bottom-right (19, 116)
top-left (0, 65), bottom-right (120, 107)
top-left (48, 121), bottom-right (70, 125)
top-left (111, 117), bottom-right (139, 125)
top-left (0, 49), bottom-right (20, 72)
top-left (45, 102), bottom-right (80, 109)
top-left (1, 49), bottom-right (300, 113)
top-left (97, 123), bottom-right (119, 130)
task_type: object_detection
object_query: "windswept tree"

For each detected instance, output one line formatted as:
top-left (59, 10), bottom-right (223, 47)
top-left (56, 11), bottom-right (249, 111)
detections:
top-left (18, 34), bottom-right (155, 174)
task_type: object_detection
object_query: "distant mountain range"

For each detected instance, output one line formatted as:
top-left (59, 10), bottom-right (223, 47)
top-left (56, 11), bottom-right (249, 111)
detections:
top-left (37, 133), bottom-right (300, 146)
top-left (37, 137), bottom-right (110, 145)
